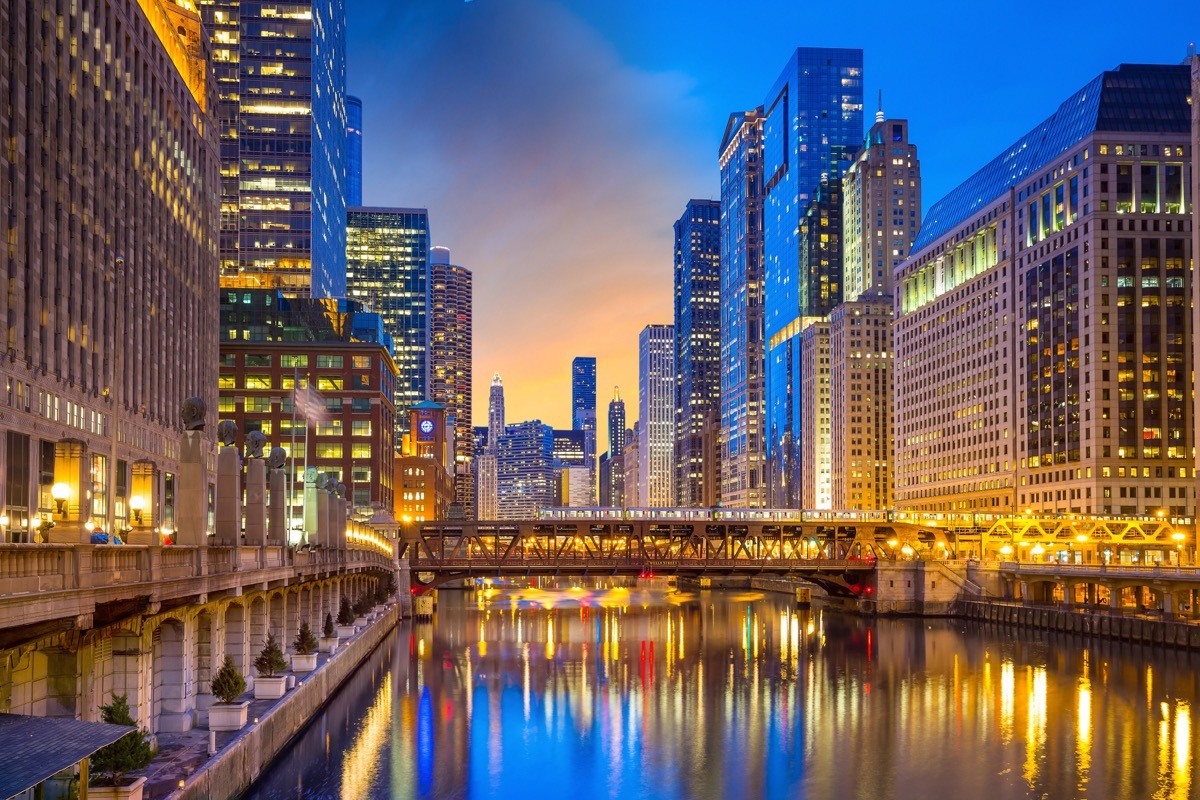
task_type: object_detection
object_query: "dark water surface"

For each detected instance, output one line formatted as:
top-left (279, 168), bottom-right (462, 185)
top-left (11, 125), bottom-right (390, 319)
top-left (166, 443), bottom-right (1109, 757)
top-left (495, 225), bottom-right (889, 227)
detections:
top-left (240, 584), bottom-right (1200, 799)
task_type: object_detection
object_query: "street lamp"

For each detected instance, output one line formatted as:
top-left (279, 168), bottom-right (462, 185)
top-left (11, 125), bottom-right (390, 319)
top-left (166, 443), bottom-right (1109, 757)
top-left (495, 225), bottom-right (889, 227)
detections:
top-left (51, 482), bottom-right (70, 516)
top-left (129, 495), bottom-right (145, 525)
top-left (0, 513), bottom-right (7, 543)
top-left (107, 254), bottom-right (125, 545)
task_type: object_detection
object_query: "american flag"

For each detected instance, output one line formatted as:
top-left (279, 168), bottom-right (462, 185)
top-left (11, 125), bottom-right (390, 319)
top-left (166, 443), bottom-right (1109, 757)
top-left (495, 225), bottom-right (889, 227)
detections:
top-left (293, 382), bottom-right (330, 426)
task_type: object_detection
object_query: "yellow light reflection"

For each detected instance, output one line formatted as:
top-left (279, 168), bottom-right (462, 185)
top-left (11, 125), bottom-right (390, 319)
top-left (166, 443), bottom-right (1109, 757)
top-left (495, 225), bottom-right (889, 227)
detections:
top-left (340, 672), bottom-right (392, 800)
top-left (1077, 677), bottom-right (1092, 790)
top-left (999, 660), bottom-right (1015, 744)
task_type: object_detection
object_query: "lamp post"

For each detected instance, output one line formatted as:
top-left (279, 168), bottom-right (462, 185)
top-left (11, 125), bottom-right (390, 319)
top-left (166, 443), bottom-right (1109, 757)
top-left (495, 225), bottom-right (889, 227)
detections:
top-left (51, 482), bottom-right (70, 516)
top-left (130, 495), bottom-right (145, 526)
top-left (107, 255), bottom-right (125, 544)
top-left (0, 513), bottom-right (7, 543)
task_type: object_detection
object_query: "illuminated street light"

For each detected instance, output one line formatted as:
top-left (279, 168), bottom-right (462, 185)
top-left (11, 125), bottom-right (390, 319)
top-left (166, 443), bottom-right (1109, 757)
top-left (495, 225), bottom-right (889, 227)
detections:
top-left (51, 482), bottom-right (70, 516)
top-left (129, 495), bottom-right (145, 525)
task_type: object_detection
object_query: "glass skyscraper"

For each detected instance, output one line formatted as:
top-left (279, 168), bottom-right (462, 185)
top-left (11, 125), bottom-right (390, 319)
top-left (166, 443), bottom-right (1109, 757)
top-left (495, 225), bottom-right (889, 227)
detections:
top-left (429, 247), bottom-right (474, 513)
top-left (639, 325), bottom-right (676, 507)
top-left (199, 0), bottom-right (348, 299)
top-left (497, 421), bottom-right (555, 520)
top-left (674, 200), bottom-right (722, 507)
top-left (346, 95), bottom-right (363, 207)
top-left (719, 108), bottom-right (766, 508)
top-left (572, 356), bottom-right (597, 502)
top-left (761, 47), bottom-right (863, 507)
top-left (345, 208), bottom-right (430, 445)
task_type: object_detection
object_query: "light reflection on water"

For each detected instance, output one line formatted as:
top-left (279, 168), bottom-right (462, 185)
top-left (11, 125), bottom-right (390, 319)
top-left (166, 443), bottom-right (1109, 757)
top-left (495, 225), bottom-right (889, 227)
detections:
top-left (241, 583), bottom-right (1200, 800)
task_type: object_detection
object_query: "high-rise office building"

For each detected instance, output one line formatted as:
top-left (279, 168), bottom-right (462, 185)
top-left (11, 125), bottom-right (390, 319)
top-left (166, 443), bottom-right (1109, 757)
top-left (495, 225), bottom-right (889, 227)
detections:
top-left (608, 388), bottom-right (627, 506)
top-left (0, 0), bottom-right (219, 544)
top-left (843, 113), bottom-right (921, 301)
top-left (894, 63), bottom-right (1194, 516)
top-left (199, 0), bottom-right (348, 298)
top-left (762, 47), bottom-right (863, 507)
top-left (346, 208), bottom-right (430, 445)
top-left (798, 320), bottom-right (831, 509)
top-left (475, 374), bottom-right (504, 519)
top-left (429, 247), bottom-right (474, 514)
top-left (571, 356), bottom-right (597, 503)
top-left (639, 325), bottom-right (676, 507)
top-left (497, 421), bottom-right (555, 519)
top-left (346, 95), bottom-right (363, 207)
top-left (1192, 55), bottom-right (1199, 506)
top-left (829, 300), bottom-right (893, 509)
top-left (719, 108), bottom-right (767, 509)
top-left (624, 422), bottom-right (642, 508)
top-left (674, 200), bottom-right (722, 507)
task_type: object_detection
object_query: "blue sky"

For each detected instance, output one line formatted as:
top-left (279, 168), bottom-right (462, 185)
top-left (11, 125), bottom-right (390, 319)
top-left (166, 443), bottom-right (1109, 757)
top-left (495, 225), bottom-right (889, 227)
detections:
top-left (347, 0), bottom-right (1199, 437)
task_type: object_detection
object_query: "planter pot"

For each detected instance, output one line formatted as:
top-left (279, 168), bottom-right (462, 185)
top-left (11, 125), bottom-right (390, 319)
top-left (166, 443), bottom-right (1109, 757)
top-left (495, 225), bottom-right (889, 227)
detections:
top-left (336, 624), bottom-right (357, 638)
top-left (88, 776), bottom-right (148, 800)
top-left (291, 652), bottom-right (318, 673)
top-left (208, 701), bottom-right (249, 732)
top-left (319, 636), bottom-right (339, 654)
top-left (354, 617), bottom-right (368, 627)
top-left (254, 675), bottom-right (288, 700)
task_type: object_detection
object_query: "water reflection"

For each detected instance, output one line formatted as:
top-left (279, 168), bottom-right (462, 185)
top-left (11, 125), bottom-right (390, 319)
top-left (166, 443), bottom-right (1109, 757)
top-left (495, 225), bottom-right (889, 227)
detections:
top-left (243, 583), bottom-right (1200, 800)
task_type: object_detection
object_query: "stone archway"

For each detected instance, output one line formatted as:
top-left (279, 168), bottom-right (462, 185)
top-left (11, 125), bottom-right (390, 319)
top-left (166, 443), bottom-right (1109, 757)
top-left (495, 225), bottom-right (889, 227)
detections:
top-left (153, 618), bottom-right (192, 732)
top-left (104, 629), bottom-right (148, 727)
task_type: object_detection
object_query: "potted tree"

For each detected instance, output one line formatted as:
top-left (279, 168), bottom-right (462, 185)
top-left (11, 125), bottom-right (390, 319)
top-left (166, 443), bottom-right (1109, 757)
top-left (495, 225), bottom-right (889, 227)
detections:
top-left (320, 613), bottom-right (339, 654)
top-left (352, 596), bottom-right (370, 627)
top-left (90, 694), bottom-right (155, 800)
top-left (291, 622), bottom-right (319, 673)
top-left (208, 656), bottom-right (249, 731)
top-left (336, 596), bottom-right (357, 638)
top-left (253, 633), bottom-right (290, 699)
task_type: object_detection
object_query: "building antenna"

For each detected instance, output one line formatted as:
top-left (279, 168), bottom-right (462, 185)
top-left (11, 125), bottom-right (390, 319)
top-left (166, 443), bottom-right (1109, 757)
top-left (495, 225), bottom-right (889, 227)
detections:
top-left (876, 89), bottom-right (884, 124)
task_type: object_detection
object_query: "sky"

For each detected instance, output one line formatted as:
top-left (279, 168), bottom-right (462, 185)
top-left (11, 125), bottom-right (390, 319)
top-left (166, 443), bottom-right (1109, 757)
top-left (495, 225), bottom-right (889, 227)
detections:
top-left (347, 0), bottom-right (1199, 451)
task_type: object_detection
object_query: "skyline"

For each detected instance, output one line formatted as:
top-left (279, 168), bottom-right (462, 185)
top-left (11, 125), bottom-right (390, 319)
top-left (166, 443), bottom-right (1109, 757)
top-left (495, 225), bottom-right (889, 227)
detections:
top-left (347, 0), bottom-right (1200, 449)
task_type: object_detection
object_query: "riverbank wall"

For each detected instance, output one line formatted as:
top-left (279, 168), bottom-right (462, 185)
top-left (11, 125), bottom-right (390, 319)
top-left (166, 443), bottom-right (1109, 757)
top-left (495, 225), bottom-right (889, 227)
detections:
top-left (956, 598), bottom-right (1200, 649)
top-left (173, 605), bottom-right (399, 800)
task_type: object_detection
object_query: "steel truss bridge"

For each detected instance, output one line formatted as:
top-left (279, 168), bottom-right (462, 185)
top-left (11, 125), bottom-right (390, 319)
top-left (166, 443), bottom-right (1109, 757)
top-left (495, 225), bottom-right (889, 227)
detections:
top-left (400, 511), bottom-right (1194, 597)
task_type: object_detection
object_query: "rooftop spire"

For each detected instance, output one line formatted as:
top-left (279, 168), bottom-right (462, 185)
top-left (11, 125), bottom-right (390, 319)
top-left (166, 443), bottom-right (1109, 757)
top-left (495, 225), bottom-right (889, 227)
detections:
top-left (876, 89), bottom-right (884, 124)
top-left (491, 372), bottom-right (502, 386)
top-left (613, 385), bottom-right (620, 401)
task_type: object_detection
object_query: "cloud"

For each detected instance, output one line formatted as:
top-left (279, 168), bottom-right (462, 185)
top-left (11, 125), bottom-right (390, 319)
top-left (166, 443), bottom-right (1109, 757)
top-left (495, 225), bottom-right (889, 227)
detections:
top-left (349, 0), bottom-right (715, 440)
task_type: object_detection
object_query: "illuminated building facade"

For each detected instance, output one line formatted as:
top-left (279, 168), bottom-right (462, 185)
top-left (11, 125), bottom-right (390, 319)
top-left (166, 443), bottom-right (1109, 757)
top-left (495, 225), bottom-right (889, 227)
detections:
top-left (607, 388), bottom-right (627, 506)
top-left (842, 115), bottom-right (921, 301)
top-left (830, 300), bottom-right (893, 509)
top-left (497, 421), bottom-right (555, 520)
top-left (199, 0), bottom-right (348, 298)
top-left (394, 402), bottom-right (455, 522)
top-left (798, 320), bottom-right (831, 509)
top-left (0, 0), bottom-right (219, 543)
top-left (571, 356), bottom-right (597, 503)
top-left (346, 207), bottom-right (430, 445)
top-left (763, 47), bottom-right (863, 507)
top-left (429, 247), bottom-right (474, 514)
top-left (639, 325), bottom-right (676, 507)
top-left (895, 63), bottom-right (1194, 516)
top-left (475, 375), bottom-right (504, 519)
top-left (718, 107), bottom-right (766, 509)
top-left (674, 200), bottom-right (722, 507)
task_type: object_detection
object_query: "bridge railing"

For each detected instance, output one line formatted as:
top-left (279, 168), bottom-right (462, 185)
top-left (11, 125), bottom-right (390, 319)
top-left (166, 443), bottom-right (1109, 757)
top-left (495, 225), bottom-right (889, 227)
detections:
top-left (999, 562), bottom-right (1200, 579)
top-left (0, 543), bottom-right (395, 600)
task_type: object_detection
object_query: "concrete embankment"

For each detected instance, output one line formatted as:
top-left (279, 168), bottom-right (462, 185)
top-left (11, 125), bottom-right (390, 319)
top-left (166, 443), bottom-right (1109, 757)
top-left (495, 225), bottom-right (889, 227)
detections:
top-left (957, 599), bottom-right (1200, 649)
top-left (174, 606), bottom-right (399, 800)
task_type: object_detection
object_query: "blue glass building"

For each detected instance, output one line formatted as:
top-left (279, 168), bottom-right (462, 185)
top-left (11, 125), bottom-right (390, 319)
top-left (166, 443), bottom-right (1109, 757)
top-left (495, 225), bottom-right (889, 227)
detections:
top-left (498, 421), bottom-right (556, 519)
top-left (571, 357), bottom-right (597, 500)
top-left (200, 0), bottom-right (348, 299)
top-left (346, 95), bottom-right (363, 208)
top-left (346, 208), bottom-right (430, 443)
top-left (761, 47), bottom-right (863, 507)
top-left (674, 199), bottom-right (722, 507)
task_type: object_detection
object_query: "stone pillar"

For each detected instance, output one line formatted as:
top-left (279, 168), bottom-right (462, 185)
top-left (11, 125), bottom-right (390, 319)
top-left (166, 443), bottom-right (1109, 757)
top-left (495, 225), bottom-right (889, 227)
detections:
top-left (1162, 590), bottom-right (1176, 617)
top-left (177, 419), bottom-right (210, 548)
top-left (1109, 586), bottom-right (1122, 609)
top-left (267, 447), bottom-right (288, 547)
top-left (214, 421), bottom-right (241, 547)
top-left (316, 485), bottom-right (330, 550)
top-left (336, 485), bottom-right (348, 549)
top-left (397, 560), bottom-right (413, 618)
top-left (303, 468), bottom-right (318, 546)
top-left (245, 457), bottom-right (267, 547)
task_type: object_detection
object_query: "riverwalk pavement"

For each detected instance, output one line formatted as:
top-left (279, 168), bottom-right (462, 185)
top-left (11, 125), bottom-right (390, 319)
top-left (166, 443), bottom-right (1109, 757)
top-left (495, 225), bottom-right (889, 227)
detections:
top-left (131, 613), bottom-right (393, 800)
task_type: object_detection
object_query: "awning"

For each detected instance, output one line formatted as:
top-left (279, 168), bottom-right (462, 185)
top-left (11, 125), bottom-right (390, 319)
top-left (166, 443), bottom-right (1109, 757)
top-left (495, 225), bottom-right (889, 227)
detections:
top-left (0, 713), bottom-right (134, 799)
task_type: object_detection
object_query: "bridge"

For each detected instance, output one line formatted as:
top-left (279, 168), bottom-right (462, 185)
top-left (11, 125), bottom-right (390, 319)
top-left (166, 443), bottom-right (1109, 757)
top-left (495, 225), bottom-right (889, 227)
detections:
top-left (401, 510), bottom-right (1196, 597)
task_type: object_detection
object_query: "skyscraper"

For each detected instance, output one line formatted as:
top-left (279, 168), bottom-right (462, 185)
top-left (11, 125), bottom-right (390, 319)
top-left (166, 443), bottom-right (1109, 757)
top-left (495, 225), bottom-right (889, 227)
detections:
top-left (894, 62), bottom-right (1194, 516)
top-left (571, 356), bottom-right (598, 502)
top-left (345, 208), bottom-right (430, 444)
top-left (1, 0), bottom-right (219, 543)
top-left (798, 319), bottom-right (831, 509)
top-left (199, 0), bottom-right (348, 298)
top-left (674, 200), bottom-right (722, 507)
top-left (429, 247), bottom-right (474, 514)
top-left (719, 108), bottom-right (767, 509)
top-left (639, 325), bottom-right (676, 507)
top-left (497, 420), bottom-right (555, 519)
top-left (475, 374), bottom-right (504, 519)
top-left (762, 48), bottom-right (863, 506)
top-left (346, 95), bottom-right (363, 208)
top-left (608, 387), bottom-right (627, 507)
top-left (842, 113), bottom-right (921, 301)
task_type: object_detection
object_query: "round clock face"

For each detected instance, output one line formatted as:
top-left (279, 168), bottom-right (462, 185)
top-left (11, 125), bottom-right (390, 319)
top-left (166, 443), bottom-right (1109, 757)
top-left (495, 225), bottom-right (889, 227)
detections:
top-left (419, 419), bottom-right (435, 435)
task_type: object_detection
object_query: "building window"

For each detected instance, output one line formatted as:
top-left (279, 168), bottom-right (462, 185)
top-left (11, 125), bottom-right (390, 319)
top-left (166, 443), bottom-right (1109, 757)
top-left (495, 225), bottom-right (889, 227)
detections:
top-left (281, 354), bottom-right (308, 368)
top-left (244, 375), bottom-right (272, 390)
top-left (316, 355), bottom-right (344, 368)
top-left (352, 356), bottom-right (370, 369)
top-left (352, 421), bottom-right (371, 436)
top-left (316, 377), bottom-right (343, 391)
top-left (315, 444), bottom-right (343, 459)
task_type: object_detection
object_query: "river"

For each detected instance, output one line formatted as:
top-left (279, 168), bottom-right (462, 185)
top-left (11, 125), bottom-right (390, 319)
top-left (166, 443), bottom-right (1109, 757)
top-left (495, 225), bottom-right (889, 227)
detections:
top-left (239, 582), bottom-right (1200, 799)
